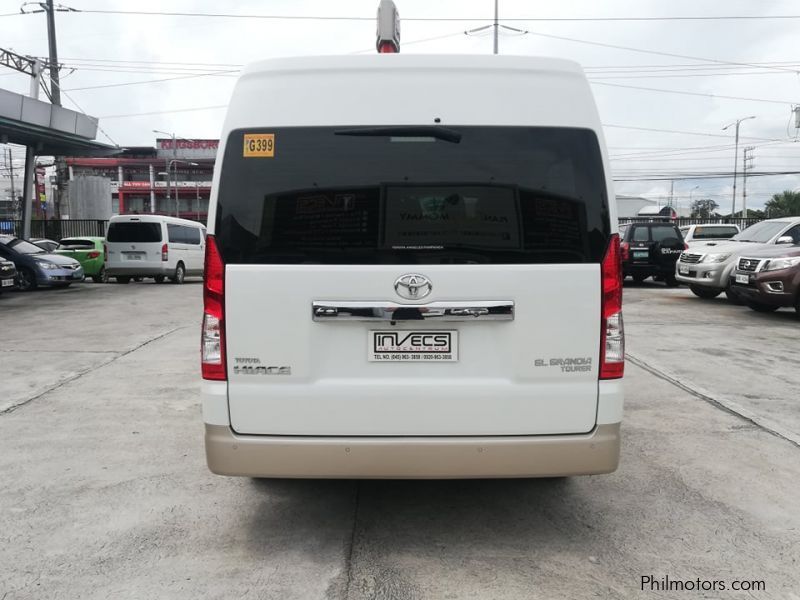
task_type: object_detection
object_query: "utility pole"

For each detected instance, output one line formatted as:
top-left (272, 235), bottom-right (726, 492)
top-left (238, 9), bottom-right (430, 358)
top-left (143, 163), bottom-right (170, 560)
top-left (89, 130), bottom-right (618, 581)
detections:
top-left (465, 1), bottom-right (524, 54)
top-left (493, 0), bottom-right (499, 55)
top-left (742, 147), bottom-right (754, 219)
top-left (7, 149), bottom-right (16, 218)
top-left (44, 0), bottom-right (61, 106)
top-left (722, 116), bottom-right (755, 218)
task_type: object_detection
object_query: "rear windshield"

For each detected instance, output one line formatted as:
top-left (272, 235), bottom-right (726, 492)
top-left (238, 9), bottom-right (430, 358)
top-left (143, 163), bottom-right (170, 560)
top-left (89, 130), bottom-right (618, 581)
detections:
top-left (651, 226), bottom-right (681, 243)
top-left (107, 222), bottom-right (162, 243)
top-left (692, 226), bottom-right (738, 240)
top-left (1, 238), bottom-right (44, 255)
top-left (215, 126), bottom-right (610, 264)
top-left (58, 239), bottom-right (94, 249)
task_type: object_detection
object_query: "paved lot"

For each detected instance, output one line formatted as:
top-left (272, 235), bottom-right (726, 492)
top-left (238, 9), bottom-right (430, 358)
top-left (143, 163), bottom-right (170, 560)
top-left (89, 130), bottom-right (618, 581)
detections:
top-left (1, 280), bottom-right (798, 599)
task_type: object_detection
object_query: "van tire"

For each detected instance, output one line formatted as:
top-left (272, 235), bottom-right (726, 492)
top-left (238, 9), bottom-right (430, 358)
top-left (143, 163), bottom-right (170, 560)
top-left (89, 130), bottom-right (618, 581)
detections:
top-left (92, 267), bottom-right (108, 284)
top-left (18, 268), bottom-right (37, 291)
top-left (690, 285), bottom-right (721, 299)
top-left (116, 276), bottom-right (131, 284)
top-left (171, 262), bottom-right (185, 284)
top-left (154, 275), bottom-right (165, 284)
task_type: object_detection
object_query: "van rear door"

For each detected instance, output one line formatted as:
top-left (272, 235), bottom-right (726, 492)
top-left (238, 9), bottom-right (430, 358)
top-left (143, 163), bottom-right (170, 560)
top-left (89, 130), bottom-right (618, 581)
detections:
top-left (215, 126), bottom-right (611, 436)
top-left (106, 220), bottom-right (163, 271)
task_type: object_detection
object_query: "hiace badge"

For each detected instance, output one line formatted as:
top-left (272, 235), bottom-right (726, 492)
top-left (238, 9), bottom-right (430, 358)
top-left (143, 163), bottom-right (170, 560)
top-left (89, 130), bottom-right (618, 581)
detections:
top-left (369, 330), bottom-right (458, 362)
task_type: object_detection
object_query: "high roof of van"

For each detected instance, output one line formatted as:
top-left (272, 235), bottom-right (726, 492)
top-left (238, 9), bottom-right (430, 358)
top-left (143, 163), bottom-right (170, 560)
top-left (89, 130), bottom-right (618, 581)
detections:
top-left (222, 54), bottom-right (602, 132)
top-left (109, 214), bottom-right (205, 227)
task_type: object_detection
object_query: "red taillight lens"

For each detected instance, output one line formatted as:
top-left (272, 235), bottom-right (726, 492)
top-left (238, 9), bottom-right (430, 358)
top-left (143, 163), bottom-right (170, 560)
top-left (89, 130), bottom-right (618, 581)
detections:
top-left (600, 234), bottom-right (624, 379)
top-left (103, 243), bottom-right (108, 262)
top-left (161, 243), bottom-right (168, 261)
top-left (620, 241), bottom-right (630, 261)
top-left (202, 235), bottom-right (226, 380)
top-left (87, 251), bottom-right (100, 259)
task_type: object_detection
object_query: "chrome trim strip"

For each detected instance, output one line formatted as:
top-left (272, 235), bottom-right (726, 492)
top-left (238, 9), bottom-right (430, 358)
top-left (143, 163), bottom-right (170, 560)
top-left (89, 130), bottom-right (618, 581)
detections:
top-left (312, 300), bottom-right (514, 322)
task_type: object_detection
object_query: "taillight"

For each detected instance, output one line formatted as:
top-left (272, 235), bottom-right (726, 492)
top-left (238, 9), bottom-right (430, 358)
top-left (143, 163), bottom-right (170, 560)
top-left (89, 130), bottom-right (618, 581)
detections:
top-left (103, 243), bottom-right (108, 262)
top-left (620, 241), bottom-right (630, 261)
top-left (87, 251), bottom-right (100, 259)
top-left (161, 243), bottom-right (168, 261)
top-left (600, 234), bottom-right (624, 379)
top-left (202, 235), bottom-right (226, 380)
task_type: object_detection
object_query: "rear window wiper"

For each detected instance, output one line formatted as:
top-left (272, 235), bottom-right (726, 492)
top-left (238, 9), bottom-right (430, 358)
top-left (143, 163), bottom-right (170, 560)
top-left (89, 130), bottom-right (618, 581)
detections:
top-left (334, 126), bottom-right (462, 144)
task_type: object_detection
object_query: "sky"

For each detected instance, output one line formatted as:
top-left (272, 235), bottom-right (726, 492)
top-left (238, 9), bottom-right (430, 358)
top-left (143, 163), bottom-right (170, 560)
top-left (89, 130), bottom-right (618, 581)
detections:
top-left (3, 0), bottom-right (800, 211)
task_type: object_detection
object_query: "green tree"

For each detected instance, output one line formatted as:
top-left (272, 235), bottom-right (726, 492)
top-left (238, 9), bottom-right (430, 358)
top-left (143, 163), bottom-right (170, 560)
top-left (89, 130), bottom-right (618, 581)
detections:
top-left (765, 190), bottom-right (800, 218)
top-left (690, 198), bottom-right (719, 218)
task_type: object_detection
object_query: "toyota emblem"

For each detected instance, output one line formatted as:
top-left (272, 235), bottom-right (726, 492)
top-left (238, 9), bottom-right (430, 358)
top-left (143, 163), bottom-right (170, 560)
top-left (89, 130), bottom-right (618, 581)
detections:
top-left (394, 274), bottom-right (432, 300)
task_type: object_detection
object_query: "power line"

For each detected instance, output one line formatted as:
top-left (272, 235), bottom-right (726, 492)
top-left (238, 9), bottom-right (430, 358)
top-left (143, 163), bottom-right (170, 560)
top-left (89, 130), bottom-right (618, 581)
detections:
top-left (589, 69), bottom-right (800, 80)
top-left (61, 70), bottom-right (239, 91)
top-left (603, 124), bottom-right (777, 141)
top-left (99, 105), bottom-right (227, 119)
top-left (23, 8), bottom-right (800, 23)
top-left (590, 80), bottom-right (797, 105)
top-left (519, 30), bottom-right (800, 75)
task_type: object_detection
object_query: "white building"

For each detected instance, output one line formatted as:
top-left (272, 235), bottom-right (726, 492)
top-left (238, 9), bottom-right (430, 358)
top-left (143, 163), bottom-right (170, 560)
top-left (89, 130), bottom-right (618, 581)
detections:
top-left (616, 195), bottom-right (657, 219)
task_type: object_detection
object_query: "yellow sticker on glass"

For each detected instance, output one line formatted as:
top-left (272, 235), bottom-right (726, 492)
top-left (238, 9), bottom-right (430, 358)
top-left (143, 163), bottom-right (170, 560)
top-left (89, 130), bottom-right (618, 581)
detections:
top-left (243, 134), bottom-right (275, 157)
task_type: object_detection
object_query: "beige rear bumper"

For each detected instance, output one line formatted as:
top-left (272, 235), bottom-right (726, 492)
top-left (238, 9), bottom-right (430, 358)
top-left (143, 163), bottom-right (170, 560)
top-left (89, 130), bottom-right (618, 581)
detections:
top-left (205, 423), bottom-right (620, 479)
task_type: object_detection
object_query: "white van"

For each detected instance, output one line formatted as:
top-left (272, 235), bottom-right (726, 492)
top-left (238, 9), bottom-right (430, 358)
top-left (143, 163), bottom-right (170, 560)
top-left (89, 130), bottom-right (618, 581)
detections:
top-left (201, 55), bottom-right (624, 478)
top-left (105, 214), bottom-right (205, 284)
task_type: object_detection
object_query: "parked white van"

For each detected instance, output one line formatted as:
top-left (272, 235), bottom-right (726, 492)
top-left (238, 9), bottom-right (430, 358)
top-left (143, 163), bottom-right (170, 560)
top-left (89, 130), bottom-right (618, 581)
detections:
top-left (201, 55), bottom-right (624, 478)
top-left (105, 215), bottom-right (205, 284)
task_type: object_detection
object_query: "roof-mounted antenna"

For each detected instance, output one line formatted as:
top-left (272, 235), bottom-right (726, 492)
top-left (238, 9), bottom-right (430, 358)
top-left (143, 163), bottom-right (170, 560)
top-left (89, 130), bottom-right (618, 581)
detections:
top-left (376, 0), bottom-right (400, 53)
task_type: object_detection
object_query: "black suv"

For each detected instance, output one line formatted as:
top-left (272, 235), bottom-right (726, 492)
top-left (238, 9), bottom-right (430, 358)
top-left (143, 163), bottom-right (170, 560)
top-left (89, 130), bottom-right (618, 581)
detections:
top-left (620, 222), bottom-right (686, 286)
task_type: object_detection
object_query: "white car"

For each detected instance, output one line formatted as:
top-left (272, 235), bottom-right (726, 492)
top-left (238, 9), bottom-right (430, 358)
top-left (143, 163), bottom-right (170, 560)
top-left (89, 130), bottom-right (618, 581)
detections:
top-left (104, 215), bottom-right (205, 284)
top-left (201, 54), bottom-right (624, 478)
top-left (679, 223), bottom-right (740, 246)
top-left (676, 217), bottom-right (800, 300)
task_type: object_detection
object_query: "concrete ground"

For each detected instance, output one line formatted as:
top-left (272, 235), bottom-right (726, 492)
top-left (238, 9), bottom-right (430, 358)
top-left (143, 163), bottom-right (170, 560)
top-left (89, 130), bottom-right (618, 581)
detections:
top-left (0, 280), bottom-right (798, 599)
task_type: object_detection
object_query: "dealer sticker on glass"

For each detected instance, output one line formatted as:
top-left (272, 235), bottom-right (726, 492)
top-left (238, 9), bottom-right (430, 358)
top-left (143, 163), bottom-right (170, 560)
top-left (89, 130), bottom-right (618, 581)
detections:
top-left (369, 330), bottom-right (458, 362)
top-left (243, 133), bottom-right (275, 157)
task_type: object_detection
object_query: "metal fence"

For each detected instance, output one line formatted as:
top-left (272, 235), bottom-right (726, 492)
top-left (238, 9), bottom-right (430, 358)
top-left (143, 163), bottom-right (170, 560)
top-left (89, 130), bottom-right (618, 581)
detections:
top-left (619, 217), bottom-right (762, 229)
top-left (0, 215), bottom-right (208, 240)
top-left (0, 220), bottom-right (109, 239)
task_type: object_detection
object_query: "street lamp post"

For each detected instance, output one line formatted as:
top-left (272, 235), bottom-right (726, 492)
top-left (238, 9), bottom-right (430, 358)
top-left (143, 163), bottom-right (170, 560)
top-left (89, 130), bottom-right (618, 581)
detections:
top-left (153, 129), bottom-right (177, 214)
top-left (722, 116), bottom-right (755, 219)
top-left (158, 159), bottom-right (198, 218)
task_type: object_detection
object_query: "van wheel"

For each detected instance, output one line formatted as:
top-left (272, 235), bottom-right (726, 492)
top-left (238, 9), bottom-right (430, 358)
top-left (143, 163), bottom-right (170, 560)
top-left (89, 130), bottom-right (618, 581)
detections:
top-left (690, 285), bottom-right (721, 299)
top-left (116, 276), bottom-right (131, 284)
top-left (154, 275), bottom-right (165, 284)
top-left (92, 266), bottom-right (108, 284)
top-left (18, 268), bottom-right (37, 291)
top-left (746, 301), bottom-right (779, 313)
top-left (171, 262), bottom-right (185, 284)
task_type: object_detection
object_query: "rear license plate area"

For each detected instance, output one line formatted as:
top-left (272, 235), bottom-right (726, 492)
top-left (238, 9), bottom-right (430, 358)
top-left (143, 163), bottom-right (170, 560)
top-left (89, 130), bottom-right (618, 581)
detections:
top-left (633, 250), bottom-right (649, 259)
top-left (124, 253), bottom-right (144, 261)
top-left (369, 330), bottom-right (458, 362)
